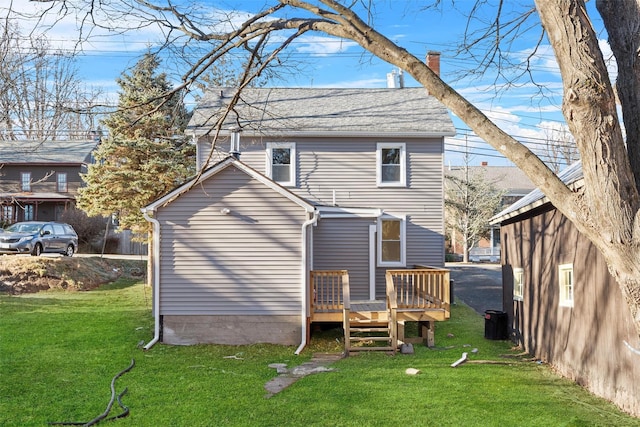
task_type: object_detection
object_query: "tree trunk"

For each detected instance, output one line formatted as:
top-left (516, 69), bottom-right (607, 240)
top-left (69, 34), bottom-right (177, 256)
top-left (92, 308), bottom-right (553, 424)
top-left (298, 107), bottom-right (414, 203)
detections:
top-left (534, 0), bottom-right (640, 340)
top-left (596, 0), bottom-right (640, 191)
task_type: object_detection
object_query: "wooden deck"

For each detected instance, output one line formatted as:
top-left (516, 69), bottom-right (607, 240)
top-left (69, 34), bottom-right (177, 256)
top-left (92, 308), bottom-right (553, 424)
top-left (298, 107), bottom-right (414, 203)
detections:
top-left (310, 268), bottom-right (451, 353)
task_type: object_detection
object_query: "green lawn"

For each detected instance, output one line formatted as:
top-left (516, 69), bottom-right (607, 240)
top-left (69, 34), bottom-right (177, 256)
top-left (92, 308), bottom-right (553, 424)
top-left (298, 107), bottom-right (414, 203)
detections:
top-left (1, 280), bottom-right (638, 427)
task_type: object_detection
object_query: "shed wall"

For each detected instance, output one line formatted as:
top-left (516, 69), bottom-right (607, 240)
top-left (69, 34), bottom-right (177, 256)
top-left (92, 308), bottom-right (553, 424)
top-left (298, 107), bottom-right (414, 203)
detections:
top-left (501, 207), bottom-right (640, 416)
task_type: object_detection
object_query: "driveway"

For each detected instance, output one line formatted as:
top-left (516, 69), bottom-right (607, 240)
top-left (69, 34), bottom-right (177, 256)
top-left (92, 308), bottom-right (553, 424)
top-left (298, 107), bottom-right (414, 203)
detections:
top-left (446, 262), bottom-right (503, 315)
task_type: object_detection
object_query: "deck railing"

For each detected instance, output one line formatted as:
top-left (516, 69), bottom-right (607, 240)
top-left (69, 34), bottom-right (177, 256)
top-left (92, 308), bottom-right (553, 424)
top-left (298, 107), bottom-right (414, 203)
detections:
top-left (310, 268), bottom-right (450, 319)
top-left (386, 268), bottom-right (451, 317)
top-left (310, 270), bottom-right (349, 313)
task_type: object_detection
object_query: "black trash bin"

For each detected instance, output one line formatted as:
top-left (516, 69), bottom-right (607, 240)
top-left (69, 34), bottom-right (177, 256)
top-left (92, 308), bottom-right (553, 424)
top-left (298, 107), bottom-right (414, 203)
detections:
top-left (484, 310), bottom-right (508, 340)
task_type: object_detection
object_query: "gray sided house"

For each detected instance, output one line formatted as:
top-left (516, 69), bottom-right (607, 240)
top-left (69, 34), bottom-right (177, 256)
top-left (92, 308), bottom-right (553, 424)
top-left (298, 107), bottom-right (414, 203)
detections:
top-left (143, 86), bottom-right (455, 352)
top-left (0, 140), bottom-right (97, 224)
top-left (492, 161), bottom-right (640, 416)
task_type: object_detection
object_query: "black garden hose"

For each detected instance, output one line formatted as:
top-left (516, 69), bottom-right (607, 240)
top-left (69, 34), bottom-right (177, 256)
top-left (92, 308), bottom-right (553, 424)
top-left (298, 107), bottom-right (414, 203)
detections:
top-left (49, 359), bottom-right (135, 426)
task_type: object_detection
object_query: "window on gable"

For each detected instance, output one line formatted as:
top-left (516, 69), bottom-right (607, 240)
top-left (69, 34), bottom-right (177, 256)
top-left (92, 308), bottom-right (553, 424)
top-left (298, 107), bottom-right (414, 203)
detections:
top-left (377, 142), bottom-right (406, 187)
top-left (513, 268), bottom-right (524, 301)
top-left (559, 263), bottom-right (574, 307)
top-left (266, 142), bottom-right (296, 187)
top-left (57, 172), bottom-right (68, 192)
top-left (377, 215), bottom-right (406, 267)
top-left (21, 172), bottom-right (31, 192)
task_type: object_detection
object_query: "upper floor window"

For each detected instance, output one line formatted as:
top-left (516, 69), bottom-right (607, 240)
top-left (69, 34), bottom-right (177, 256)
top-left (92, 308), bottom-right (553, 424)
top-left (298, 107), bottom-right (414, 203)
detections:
top-left (376, 143), bottom-right (406, 187)
top-left (266, 142), bottom-right (296, 187)
top-left (377, 215), bottom-right (406, 267)
top-left (559, 263), bottom-right (574, 307)
top-left (513, 268), bottom-right (524, 301)
top-left (21, 172), bottom-right (31, 192)
top-left (57, 173), bottom-right (68, 192)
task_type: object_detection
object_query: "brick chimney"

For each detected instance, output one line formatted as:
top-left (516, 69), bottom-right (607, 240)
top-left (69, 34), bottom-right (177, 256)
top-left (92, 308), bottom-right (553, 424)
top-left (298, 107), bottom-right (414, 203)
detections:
top-left (426, 51), bottom-right (441, 76)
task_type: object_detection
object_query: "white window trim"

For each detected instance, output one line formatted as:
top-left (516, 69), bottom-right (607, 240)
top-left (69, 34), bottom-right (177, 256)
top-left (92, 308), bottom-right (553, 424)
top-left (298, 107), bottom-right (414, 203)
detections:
top-left (57, 172), bottom-right (68, 192)
top-left (376, 142), bottom-right (406, 187)
top-left (21, 172), bottom-right (31, 192)
top-left (377, 214), bottom-right (406, 267)
top-left (559, 263), bottom-right (574, 308)
top-left (266, 142), bottom-right (296, 187)
top-left (513, 267), bottom-right (524, 301)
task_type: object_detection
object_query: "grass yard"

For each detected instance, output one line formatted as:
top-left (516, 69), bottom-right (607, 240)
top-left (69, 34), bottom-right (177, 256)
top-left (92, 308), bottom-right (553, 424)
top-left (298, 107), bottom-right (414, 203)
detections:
top-left (1, 279), bottom-right (639, 427)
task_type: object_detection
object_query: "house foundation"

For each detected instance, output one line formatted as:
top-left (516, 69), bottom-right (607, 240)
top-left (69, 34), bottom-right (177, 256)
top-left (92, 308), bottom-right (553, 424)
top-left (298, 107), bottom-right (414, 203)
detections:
top-left (162, 315), bottom-right (301, 346)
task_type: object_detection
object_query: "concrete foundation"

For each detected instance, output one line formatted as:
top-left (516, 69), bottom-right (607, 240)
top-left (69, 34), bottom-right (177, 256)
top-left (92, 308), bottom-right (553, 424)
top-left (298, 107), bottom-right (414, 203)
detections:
top-left (162, 315), bottom-right (301, 346)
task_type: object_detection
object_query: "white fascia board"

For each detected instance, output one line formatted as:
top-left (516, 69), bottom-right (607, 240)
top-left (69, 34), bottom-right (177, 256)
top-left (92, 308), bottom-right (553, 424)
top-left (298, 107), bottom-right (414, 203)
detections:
top-left (317, 206), bottom-right (383, 218)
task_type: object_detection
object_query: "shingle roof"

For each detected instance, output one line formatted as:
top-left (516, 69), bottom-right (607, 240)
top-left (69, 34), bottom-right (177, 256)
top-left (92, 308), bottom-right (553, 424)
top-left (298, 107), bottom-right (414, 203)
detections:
top-left (187, 87), bottom-right (455, 137)
top-left (490, 161), bottom-right (584, 223)
top-left (446, 166), bottom-right (535, 196)
top-left (0, 140), bottom-right (98, 164)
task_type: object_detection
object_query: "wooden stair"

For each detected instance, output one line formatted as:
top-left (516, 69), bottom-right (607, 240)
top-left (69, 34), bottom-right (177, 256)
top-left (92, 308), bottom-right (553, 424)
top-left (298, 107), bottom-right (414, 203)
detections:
top-left (344, 314), bottom-right (396, 354)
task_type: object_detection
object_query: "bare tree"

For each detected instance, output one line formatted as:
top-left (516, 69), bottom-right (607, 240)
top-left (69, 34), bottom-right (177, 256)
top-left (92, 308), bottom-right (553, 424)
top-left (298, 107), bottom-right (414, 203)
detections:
top-left (18, 0), bottom-right (640, 345)
top-left (0, 20), bottom-right (103, 140)
top-left (541, 125), bottom-right (580, 173)
top-left (446, 168), bottom-right (505, 263)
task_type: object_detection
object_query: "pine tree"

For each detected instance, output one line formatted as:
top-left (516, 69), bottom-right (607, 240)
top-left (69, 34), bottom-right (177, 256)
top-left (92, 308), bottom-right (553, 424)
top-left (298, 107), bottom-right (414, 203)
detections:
top-left (77, 53), bottom-right (194, 236)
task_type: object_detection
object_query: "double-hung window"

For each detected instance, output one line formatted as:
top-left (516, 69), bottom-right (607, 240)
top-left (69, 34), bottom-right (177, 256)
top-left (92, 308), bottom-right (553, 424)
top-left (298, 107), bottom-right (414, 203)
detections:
top-left (377, 215), bottom-right (406, 267)
top-left (559, 263), bottom-right (574, 307)
top-left (513, 268), bottom-right (524, 301)
top-left (57, 172), bottom-right (68, 192)
top-left (23, 204), bottom-right (34, 221)
top-left (1, 206), bottom-right (13, 222)
top-left (266, 142), bottom-right (296, 187)
top-left (21, 172), bottom-right (31, 192)
top-left (376, 142), bottom-right (406, 187)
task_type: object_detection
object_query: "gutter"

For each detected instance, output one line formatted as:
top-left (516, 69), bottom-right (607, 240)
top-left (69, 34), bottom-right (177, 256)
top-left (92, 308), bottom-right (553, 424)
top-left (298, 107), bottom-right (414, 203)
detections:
top-left (295, 211), bottom-right (318, 355)
top-left (142, 209), bottom-right (161, 350)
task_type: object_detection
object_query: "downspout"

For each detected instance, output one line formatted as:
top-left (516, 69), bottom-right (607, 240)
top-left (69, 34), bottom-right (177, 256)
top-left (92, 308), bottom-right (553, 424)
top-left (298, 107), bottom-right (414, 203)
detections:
top-left (142, 209), bottom-right (161, 350)
top-left (295, 210), bottom-right (318, 355)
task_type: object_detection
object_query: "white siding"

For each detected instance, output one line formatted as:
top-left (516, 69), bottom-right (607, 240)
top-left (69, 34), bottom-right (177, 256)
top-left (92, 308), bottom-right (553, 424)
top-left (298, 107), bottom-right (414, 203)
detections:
top-left (156, 165), bottom-right (308, 316)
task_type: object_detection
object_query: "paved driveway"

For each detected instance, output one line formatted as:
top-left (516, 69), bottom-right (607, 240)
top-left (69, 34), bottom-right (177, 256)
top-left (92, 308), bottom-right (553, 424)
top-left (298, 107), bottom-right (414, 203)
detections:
top-left (446, 262), bottom-right (503, 315)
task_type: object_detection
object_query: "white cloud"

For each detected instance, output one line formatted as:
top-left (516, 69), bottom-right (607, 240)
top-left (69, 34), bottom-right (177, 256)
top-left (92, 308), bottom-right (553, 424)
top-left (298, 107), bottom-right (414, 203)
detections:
top-left (294, 35), bottom-right (359, 56)
top-left (313, 78), bottom-right (386, 89)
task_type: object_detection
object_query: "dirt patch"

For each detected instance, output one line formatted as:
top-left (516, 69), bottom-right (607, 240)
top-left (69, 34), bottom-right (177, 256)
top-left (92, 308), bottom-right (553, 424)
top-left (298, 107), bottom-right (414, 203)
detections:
top-left (0, 256), bottom-right (146, 295)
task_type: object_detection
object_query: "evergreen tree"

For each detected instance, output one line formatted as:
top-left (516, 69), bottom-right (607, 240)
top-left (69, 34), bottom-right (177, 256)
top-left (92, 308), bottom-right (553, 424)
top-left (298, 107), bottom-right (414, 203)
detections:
top-left (77, 53), bottom-right (194, 236)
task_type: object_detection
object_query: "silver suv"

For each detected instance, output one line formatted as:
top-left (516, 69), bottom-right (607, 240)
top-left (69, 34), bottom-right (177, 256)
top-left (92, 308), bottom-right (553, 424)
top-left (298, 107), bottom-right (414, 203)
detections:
top-left (0, 221), bottom-right (78, 257)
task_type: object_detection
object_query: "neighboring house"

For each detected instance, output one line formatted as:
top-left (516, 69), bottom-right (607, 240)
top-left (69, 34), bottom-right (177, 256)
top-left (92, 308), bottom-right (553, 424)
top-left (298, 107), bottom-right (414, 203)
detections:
top-left (0, 140), bottom-right (97, 225)
top-left (142, 66), bottom-right (457, 352)
top-left (491, 161), bottom-right (640, 416)
top-left (445, 164), bottom-right (534, 262)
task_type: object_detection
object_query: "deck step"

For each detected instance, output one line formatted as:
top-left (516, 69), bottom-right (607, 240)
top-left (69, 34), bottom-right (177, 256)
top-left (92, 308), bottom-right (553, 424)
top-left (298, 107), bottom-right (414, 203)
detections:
top-left (349, 336), bottom-right (391, 342)
top-left (345, 308), bottom-right (397, 355)
top-left (348, 346), bottom-right (395, 352)
top-left (350, 327), bottom-right (389, 333)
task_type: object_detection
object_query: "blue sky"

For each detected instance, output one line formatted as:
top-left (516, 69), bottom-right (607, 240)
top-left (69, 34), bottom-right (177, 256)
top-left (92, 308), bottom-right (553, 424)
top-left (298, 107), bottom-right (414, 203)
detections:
top-left (2, 1), bottom-right (613, 168)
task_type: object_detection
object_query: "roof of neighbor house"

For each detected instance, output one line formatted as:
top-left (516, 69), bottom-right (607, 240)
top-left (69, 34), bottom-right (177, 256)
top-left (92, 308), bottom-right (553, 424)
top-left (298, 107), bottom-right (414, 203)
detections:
top-left (0, 140), bottom-right (98, 165)
top-left (446, 165), bottom-right (535, 197)
top-left (490, 161), bottom-right (584, 223)
top-left (187, 87), bottom-right (456, 138)
top-left (0, 192), bottom-right (75, 201)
